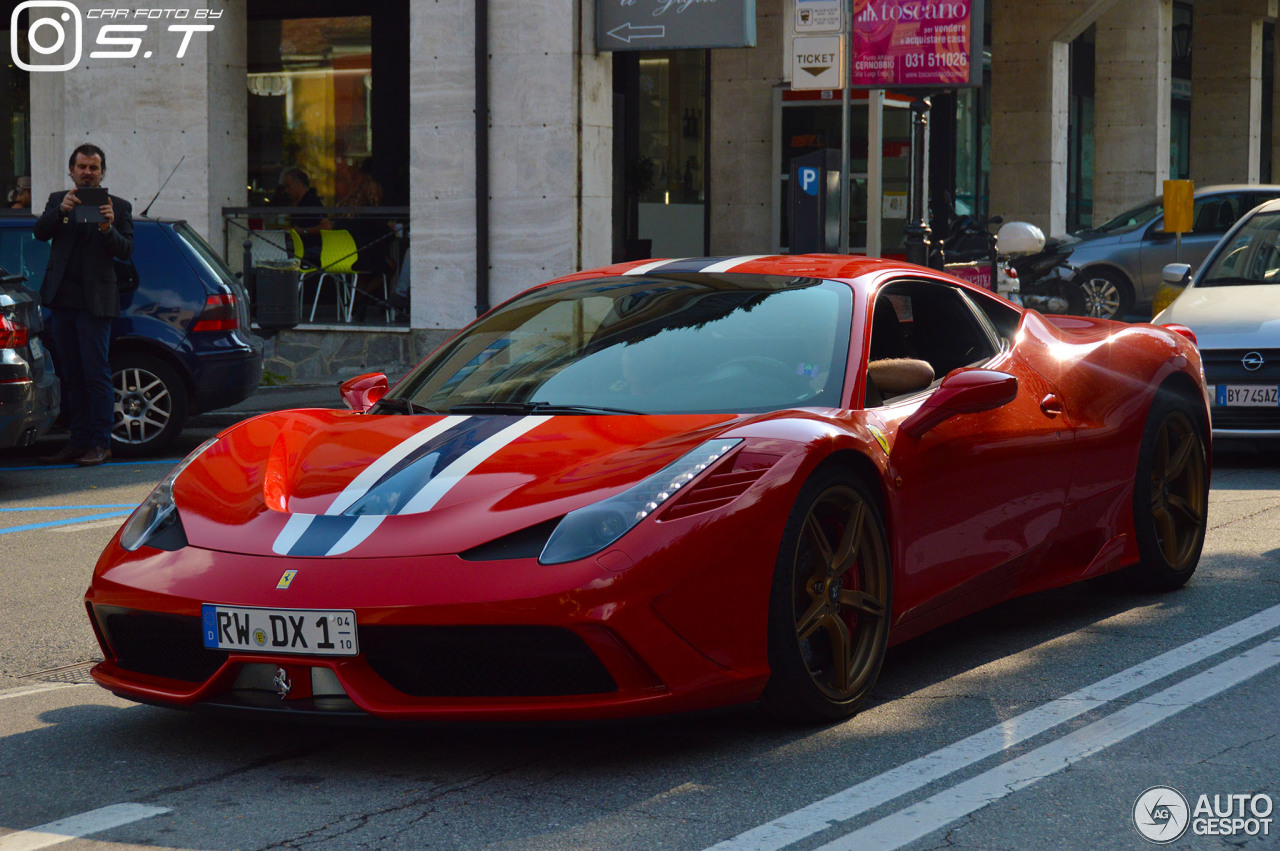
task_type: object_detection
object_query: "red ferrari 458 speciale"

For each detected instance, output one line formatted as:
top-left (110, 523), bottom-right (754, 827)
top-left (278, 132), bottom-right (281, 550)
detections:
top-left (85, 255), bottom-right (1210, 723)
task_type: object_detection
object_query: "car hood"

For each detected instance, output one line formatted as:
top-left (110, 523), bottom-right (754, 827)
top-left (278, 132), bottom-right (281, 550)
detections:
top-left (171, 407), bottom-right (747, 558)
top-left (1159, 285), bottom-right (1280, 349)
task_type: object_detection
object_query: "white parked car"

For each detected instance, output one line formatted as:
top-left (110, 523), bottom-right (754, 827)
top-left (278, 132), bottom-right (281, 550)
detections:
top-left (1155, 197), bottom-right (1280, 439)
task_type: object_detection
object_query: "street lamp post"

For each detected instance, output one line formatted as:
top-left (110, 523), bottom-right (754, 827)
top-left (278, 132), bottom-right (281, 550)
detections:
top-left (904, 97), bottom-right (932, 267)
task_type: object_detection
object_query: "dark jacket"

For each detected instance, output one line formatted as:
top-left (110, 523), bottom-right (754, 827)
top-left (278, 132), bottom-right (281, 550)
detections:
top-left (33, 190), bottom-right (134, 318)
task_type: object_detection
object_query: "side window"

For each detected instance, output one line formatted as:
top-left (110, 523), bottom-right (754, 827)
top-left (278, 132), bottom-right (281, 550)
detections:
top-left (966, 286), bottom-right (1021, 342)
top-left (1191, 195), bottom-right (1243, 235)
top-left (866, 280), bottom-right (999, 406)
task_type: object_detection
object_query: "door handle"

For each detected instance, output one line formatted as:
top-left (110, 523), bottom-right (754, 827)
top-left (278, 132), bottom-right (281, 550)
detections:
top-left (1040, 394), bottom-right (1064, 418)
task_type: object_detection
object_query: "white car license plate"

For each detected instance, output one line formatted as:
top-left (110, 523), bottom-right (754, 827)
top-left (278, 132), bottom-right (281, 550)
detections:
top-left (28, 336), bottom-right (43, 360)
top-left (1213, 385), bottom-right (1280, 407)
top-left (201, 604), bottom-right (358, 656)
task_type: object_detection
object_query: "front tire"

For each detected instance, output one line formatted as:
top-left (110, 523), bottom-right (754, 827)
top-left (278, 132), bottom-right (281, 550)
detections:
top-left (1074, 268), bottom-right (1130, 319)
top-left (112, 353), bottom-right (189, 456)
top-left (1129, 392), bottom-right (1208, 590)
top-left (763, 467), bottom-right (892, 723)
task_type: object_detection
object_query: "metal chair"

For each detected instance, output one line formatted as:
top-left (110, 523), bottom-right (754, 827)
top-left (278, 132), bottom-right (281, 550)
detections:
top-left (290, 229), bottom-right (359, 323)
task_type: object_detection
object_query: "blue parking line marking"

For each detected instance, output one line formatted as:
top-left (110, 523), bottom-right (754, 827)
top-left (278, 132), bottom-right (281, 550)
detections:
top-left (0, 510), bottom-right (134, 536)
top-left (0, 459), bottom-right (175, 472)
top-left (0, 505), bottom-right (137, 512)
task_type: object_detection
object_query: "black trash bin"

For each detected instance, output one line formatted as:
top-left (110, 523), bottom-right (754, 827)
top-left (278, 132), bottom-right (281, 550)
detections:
top-left (254, 259), bottom-right (301, 329)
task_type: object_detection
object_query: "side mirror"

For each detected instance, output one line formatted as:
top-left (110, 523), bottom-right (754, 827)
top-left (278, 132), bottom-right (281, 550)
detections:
top-left (339, 372), bottom-right (388, 413)
top-left (899, 369), bottom-right (1018, 438)
top-left (1161, 263), bottom-right (1192, 286)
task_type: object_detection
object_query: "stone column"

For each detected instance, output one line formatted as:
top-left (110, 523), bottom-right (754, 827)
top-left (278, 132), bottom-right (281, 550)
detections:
top-left (409, 0), bottom-right (612, 334)
top-left (28, 2), bottom-right (247, 245)
top-left (990, 0), bottom-right (1120, 235)
top-left (1190, 0), bottom-right (1277, 185)
top-left (1092, 0), bottom-right (1171, 222)
top-left (709, 0), bottom-right (784, 254)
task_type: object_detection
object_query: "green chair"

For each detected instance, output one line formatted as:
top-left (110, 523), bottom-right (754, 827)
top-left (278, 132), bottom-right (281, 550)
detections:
top-left (291, 229), bottom-right (359, 323)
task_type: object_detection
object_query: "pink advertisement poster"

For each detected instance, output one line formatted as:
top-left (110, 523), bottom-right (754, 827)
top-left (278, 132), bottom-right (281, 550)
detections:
top-left (851, 0), bottom-right (976, 88)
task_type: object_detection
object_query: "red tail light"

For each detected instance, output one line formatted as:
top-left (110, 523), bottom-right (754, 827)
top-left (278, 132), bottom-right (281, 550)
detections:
top-left (191, 294), bottom-right (239, 332)
top-left (0, 315), bottom-right (29, 348)
top-left (1161, 323), bottom-right (1198, 346)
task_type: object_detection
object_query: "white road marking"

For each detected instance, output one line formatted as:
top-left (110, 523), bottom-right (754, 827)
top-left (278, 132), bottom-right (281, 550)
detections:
top-left (706, 601), bottom-right (1280, 851)
top-left (0, 803), bottom-right (170, 850)
top-left (56, 518), bottom-right (129, 533)
top-left (0, 683), bottom-right (79, 701)
top-left (818, 634), bottom-right (1280, 850)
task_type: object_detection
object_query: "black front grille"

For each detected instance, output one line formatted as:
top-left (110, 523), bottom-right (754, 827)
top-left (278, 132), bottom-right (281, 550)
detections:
top-left (1210, 407), bottom-right (1280, 430)
top-left (362, 625), bottom-right (617, 698)
top-left (1202, 348), bottom-right (1280, 383)
top-left (99, 608), bottom-right (227, 683)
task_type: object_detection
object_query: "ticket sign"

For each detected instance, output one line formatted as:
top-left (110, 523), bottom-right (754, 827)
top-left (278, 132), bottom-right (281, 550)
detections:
top-left (851, 0), bottom-right (983, 88)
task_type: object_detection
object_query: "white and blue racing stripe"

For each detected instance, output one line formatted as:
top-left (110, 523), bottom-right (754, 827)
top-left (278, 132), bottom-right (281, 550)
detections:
top-left (271, 415), bottom-right (549, 557)
top-left (624, 256), bottom-right (768, 276)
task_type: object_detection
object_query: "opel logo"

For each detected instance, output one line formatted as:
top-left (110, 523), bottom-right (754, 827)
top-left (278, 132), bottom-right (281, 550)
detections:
top-left (1242, 351), bottom-right (1266, 371)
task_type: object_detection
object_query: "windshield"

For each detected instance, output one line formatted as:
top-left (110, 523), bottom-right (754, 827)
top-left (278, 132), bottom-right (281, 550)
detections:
top-left (1085, 197), bottom-right (1163, 236)
top-left (1198, 210), bottom-right (1280, 286)
top-left (388, 274), bottom-right (852, 415)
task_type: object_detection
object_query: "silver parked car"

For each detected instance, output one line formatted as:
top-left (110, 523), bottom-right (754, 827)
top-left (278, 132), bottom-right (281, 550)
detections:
top-left (1027, 185), bottom-right (1280, 319)
top-left (1154, 196), bottom-right (1280, 439)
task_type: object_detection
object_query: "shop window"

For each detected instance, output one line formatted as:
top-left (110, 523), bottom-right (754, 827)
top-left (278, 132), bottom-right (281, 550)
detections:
top-left (616, 51), bottom-right (708, 260)
top-left (248, 16), bottom-right (374, 205)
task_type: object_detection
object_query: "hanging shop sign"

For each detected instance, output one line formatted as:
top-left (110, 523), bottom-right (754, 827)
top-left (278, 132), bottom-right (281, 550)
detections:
top-left (597, 0), bottom-right (757, 51)
top-left (850, 0), bottom-right (983, 88)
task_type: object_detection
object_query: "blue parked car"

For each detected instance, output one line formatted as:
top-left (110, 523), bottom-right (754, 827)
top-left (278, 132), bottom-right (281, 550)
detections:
top-left (0, 215), bottom-right (263, 455)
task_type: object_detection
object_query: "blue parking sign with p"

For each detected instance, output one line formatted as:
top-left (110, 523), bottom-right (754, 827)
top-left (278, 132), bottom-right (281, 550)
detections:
top-left (799, 166), bottom-right (820, 196)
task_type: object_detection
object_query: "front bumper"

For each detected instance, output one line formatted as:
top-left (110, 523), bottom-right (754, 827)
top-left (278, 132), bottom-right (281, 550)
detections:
top-left (84, 543), bottom-right (772, 723)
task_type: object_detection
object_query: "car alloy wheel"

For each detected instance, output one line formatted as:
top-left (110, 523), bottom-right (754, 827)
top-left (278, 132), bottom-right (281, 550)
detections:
top-left (1077, 271), bottom-right (1125, 319)
top-left (765, 469), bottom-right (891, 721)
top-left (1128, 392), bottom-right (1208, 590)
top-left (112, 354), bottom-right (189, 456)
top-left (1146, 408), bottom-right (1207, 571)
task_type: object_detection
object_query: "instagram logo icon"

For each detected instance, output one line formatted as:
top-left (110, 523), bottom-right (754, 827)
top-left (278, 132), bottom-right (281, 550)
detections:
top-left (11, 1), bottom-right (82, 72)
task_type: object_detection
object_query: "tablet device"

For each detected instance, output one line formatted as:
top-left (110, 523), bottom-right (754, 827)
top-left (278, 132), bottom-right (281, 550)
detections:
top-left (74, 187), bottom-right (109, 223)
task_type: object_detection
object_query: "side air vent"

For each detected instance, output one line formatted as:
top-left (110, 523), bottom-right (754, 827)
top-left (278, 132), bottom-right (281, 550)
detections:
top-left (660, 450), bottom-right (780, 521)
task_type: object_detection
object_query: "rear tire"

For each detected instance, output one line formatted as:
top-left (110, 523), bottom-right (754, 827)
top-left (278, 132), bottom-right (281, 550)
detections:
top-left (112, 353), bottom-right (189, 457)
top-left (763, 467), bottom-right (892, 723)
top-left (1128, 392), bottom-right (1208, 590)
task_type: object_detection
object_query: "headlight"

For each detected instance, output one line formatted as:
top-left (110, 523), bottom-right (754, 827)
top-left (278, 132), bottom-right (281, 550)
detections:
top-left (538, 438), bottom-right (741, 565)
top-left (119, 437), bottom-right (219, 552)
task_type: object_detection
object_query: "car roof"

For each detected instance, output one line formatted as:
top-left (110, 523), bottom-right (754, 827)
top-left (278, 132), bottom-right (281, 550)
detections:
top-left (552, 255), bottom-right (940, 287)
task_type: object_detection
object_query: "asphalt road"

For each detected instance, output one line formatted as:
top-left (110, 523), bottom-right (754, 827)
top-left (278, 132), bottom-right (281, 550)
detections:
top-left (1, 429), bottom-right (1278, 850)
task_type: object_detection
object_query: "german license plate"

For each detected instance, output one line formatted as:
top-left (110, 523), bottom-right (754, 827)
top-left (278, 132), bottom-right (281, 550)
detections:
top-left (1213, 385), bottom-right (1280, 407)
top-left (28, 337), bottom-right (43, 360)
top-left (201, 604), bottom-right (358, 656)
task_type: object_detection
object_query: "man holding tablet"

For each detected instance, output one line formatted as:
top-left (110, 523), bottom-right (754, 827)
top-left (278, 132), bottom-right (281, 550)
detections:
top-left (35, 143), bottom-right (134, 466)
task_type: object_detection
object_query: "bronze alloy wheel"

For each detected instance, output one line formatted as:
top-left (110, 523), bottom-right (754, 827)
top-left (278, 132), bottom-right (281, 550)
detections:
top-left (1128, 392), bottom-right (1209, 591)
top-left (1147, 409), bottom-right (1207, 572)
top-left (765, 471), bottom-right (892, 721)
